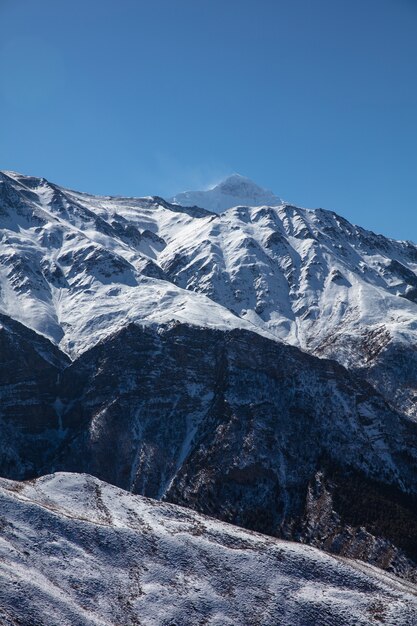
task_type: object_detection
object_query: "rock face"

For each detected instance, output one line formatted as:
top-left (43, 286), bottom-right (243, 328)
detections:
top-left (1, 170), bottom-right (417, 585)
top-left (0, 314), bottom-right (69, 479)
top-left (1, 472), bottom-right (416, 626)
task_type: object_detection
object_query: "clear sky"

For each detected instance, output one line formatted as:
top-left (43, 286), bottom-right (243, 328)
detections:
top-left (0, 0), bottom-right (416, 240)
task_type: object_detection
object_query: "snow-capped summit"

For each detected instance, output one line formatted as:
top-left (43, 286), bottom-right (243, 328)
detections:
top-left (169, 173), bottom-right (283, 212)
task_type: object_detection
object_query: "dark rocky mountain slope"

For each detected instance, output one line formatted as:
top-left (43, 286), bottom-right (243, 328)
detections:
top-left (1, 314), bottom-right (417, 581)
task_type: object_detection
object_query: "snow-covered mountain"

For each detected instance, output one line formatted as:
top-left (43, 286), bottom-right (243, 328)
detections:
top-left (169, 173), bottom-right (283, 212)
top-left (1, 169), bottom-right (417, 586)
top-left (1, 169), bottom-right (417, 418)
top-left (0, 170), bottom-right (269, 356)
top-left (1, 472), bottom-right (416, 626)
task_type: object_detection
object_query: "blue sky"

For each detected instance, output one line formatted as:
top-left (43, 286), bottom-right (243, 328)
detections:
top-left (0, 0), bottom-right (416, 240)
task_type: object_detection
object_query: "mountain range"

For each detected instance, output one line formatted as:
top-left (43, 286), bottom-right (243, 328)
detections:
top-left (1, 170), bottom-right (417, 621)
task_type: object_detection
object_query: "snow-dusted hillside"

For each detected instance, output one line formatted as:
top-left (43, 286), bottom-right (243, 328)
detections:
top-left (1, 169), bottom-right (417, 417)
top-left (169, 173), bottom-right (284, 212)
top-left (1, 472), bottom-right (416, 626)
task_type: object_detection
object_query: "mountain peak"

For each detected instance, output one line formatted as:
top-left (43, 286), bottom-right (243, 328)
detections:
top-left (214, 173), bottom-right (269, 194)
top-left (169, 174), bottom-right (283, 213)
top-left (214, 172), bottom-right (253, 186)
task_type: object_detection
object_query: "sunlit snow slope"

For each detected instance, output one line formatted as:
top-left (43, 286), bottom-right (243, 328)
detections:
top-left (0, 171), bottom-right (268, 356)
top-left (1, 472), bottom-right (416, 626)
top-left (1, 169), bottom-right (417, 417)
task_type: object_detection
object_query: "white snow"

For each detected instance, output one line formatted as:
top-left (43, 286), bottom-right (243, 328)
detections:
top-left (169, 173), bottom-right (284, 213)
top-left (0, 472), bottom-right (416, 626)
